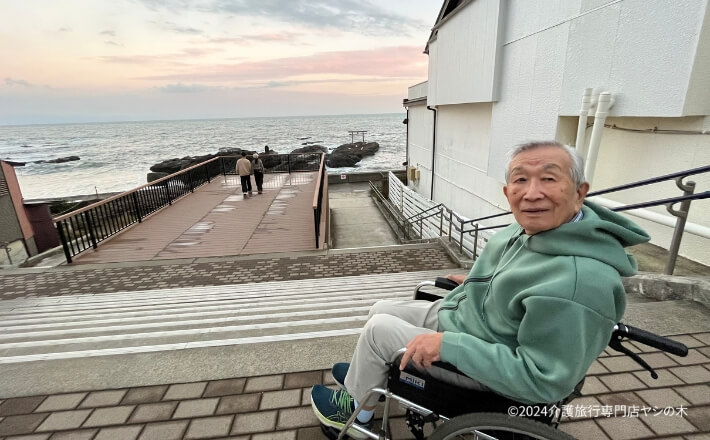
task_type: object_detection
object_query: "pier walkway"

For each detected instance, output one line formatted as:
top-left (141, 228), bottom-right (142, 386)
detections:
top-left (70, 173), bottom-right (320, 265)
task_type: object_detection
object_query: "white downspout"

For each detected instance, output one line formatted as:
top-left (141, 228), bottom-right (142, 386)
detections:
top-left (575, 88), bottom-right (594, 159)
top-left (584, 92), bottom-right (613, 187)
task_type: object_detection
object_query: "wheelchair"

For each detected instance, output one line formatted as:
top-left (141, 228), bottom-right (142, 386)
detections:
top-left (319, 277), bottom-right (689, 440)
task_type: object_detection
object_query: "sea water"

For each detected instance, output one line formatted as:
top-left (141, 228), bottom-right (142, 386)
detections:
top-left (0, 113), bottom-right (407, 200)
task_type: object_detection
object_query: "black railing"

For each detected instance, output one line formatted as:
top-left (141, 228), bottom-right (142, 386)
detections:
top-left (56, 153), bottom-right (326, 263)
top-left (395, 166), bottom-right (709, 274)
top-left (56, 158), bottom-right (223, 263)
top-left (221, 153), bottom-right (324, 175)
top-left (312, 153), bottom-right (327, 248)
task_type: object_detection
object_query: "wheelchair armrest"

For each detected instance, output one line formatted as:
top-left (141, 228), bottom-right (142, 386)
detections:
top-left (413, 277), bottom-right (460, 301)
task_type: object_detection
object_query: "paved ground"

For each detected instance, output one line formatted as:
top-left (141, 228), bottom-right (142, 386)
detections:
top-left (0, 245), bottom-right (456, 301)
top-left (0, 332), bottom-right (708, 440)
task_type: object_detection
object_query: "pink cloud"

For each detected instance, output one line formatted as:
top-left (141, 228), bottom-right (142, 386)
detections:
top-left (139, 45), bottom-right (428, 82)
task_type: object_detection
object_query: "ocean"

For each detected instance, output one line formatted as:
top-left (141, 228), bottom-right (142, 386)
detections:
top-left (0, 113), bottom-right (407, 200)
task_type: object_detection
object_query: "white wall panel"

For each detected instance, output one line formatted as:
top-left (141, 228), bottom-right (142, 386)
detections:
top-left (429, 0), bottom-right (503, 105)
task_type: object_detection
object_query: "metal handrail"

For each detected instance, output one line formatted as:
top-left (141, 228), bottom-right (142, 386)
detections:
top-left (588, 164), bottom-right (710, 197)
top-left (406, 203), bottom-right (444, 222)
top-left (391, 166), bottom-right (709, 274)
top-left (312, 153), bottom-right (327, 248)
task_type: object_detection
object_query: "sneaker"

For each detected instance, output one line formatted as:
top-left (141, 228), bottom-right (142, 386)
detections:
top-left (310, 385), bottom-right (372, 439)
top-left (248, 190), bottom-right (253, 195)
top-left (332, 362), bottom-right (349, 389)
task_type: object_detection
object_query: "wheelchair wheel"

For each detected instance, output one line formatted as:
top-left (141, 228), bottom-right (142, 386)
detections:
top-left (428, 413), bottom-right (575, 440)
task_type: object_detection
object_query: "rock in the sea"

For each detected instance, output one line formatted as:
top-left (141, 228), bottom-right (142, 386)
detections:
top-left (326, 142), bottom-right (379, 167)
top-left (3, 160), bottom-right (26, 166)
top-left (34, 156), bottom-right (80, 164)
top-left (291, 145), bottom-right (328, 154)
top-left (147, 172), bottom-right (169, 183)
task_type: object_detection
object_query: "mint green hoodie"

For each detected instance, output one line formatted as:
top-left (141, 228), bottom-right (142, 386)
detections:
top-left (438, 201), bottom-right (650, 404)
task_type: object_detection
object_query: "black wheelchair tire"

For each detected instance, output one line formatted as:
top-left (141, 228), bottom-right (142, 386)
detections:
top-left (427, 413), bottom-right (576, 440)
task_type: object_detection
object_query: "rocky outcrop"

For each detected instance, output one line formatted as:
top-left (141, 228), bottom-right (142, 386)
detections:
top-left (34, 156), bottom-right (80, 164)
top-left (145, 140), bottom-right (380, 181)
top-left (291, 145), bottom-right (327, 154)
top-left (326, 142), bottom-right (379, 167)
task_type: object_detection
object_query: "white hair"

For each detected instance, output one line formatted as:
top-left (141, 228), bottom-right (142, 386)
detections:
top-left (504, 141), bottom-right (586, 187)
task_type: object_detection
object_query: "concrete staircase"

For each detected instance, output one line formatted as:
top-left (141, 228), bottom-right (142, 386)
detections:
top-left (0, 270), bottom-right (460, 397)
top-left (2, 269), bottom-right (709, 398)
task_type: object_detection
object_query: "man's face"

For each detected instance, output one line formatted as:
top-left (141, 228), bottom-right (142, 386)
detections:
top-left (503, 146), bottom-right (589, 235)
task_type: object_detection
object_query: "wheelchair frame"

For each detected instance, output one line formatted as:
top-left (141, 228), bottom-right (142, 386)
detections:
top-left (325, 279), bottom-right (688, 440)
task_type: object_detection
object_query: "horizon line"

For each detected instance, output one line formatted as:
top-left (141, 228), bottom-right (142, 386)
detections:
top-left (0, 111), bottom-right (407, 128)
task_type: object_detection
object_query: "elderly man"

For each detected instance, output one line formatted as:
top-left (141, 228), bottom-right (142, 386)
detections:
top-left (310, 141), bottom-right (649, 438)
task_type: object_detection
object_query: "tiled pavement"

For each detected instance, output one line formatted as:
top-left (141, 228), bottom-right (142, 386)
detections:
top-left (0, 246), bottom-right (457, 300)
top-left (0, 332), bottom-right (708, 440)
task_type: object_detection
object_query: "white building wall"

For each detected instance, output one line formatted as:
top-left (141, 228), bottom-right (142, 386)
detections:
top-left (559, 0), bottom-right (710, 117)
top-left (407, 103), bottom-right (434, 198)
top-left (407, 0), bottom-right (710, 265)
top-left (427, 0), bottom-right (504, 105)
top-left (433, 103), bottom-right (508, 220)
top-left (584, 116), bottom-right (710, 266)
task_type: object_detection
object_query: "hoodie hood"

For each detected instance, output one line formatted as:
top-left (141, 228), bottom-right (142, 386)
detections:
top-left (525, 200), bottom-right (650, 276)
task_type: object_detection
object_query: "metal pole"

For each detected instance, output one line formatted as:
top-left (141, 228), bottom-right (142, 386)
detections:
top-left (473, 226), bottom-right (479, 261)
top-left (56, 221), bottom-right (73, 263)
top-left (459, 219), bottom-right (464, 255)
top-left (448, 209), bottom-right (453, 242)
top-left (132, 192), bottom-right (143, 223)
top-left (83, 211), bottom-right (98, 249)
top-left (665, 178), bottom-right (696, 275)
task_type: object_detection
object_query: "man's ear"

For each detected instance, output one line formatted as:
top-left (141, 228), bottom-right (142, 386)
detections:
top-left (576, 182), bottom-right (590, 206)
top-left (503, 185), bottom-right (509, 199)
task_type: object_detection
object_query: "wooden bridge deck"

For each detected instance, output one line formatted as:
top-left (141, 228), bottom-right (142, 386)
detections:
top-left (72, 173), bottom-right (319, 265)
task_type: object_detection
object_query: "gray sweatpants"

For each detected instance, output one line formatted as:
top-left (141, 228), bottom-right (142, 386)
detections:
top-left (343, 299), bottom-right (442, 405)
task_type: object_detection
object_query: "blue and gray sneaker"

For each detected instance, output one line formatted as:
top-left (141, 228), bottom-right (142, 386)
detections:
top-left (332, 362), bottom-right (349, 389)
top-left (310, 384), bottom-right (372, 439)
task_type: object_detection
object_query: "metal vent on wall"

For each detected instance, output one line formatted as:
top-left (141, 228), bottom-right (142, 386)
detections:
top-left (0, 177), bottom-right (9, 197)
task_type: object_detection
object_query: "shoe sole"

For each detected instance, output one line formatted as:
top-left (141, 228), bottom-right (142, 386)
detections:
top-left (309, 394), bottom-right (371, 440)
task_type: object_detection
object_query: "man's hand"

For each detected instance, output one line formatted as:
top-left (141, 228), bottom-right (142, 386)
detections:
top-left (399, 332), bottom-right (444, 370)
top-left (446, 274), bottom-right (466, 285)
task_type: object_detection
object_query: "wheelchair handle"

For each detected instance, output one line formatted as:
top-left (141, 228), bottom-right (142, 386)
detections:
top-left (435, 277), bottom-right (460, 291)
top-left (613, 323), bottom-right (688, 357)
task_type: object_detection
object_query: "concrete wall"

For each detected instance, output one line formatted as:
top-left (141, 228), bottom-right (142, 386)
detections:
top-left (406, 102), bottom-right (435, 199)
top-left (406, 0), bottom-right (710, 265)
top-left (431, 103), bottom-right (508, 220)
top-left (427, 0), bottom-right (504, 105)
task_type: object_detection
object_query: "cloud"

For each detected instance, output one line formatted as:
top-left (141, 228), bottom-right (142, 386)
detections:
top-left (157, 83), bottom-right (214, 93)
top-left (104, 41), bottom-right (122, 46)
top-left (159, 21), bottom-right (204, 35)
top-left (5, 78), bottom-right (35, 88)
top-left (58, 27), bottom-right (72, 33)
top-left (209, 32), bottom-right (305, 45)
top-left (138, 45), bottom-right (428, 83)
top-left (100, 30), bottom-right (117, 37)
top-left (137, 0), bottom-right (427, 36)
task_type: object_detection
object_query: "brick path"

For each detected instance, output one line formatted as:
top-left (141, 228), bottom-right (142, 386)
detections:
top-left (0, 332), bottom-right (708, 439)
top-left (0, 247), bottom-right (457, 300)
top-left (70, 173), bottom-right (320, 265)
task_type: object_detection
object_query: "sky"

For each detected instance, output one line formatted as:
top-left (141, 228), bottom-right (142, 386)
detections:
top-left (0, 0), bottom-right (440, 125)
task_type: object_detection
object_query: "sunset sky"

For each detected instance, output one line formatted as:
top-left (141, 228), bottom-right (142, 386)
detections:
top-left (0, 0), bottom-right (440, 125)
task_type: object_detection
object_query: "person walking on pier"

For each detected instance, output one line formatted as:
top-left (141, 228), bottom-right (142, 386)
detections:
top-left (252, 153), bottom-right (265, 194)
top-left (236, 152), bottom-right (253, 195)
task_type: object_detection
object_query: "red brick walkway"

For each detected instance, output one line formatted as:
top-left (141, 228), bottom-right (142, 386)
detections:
top-left (71, 173), bottom-right (319, 265)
